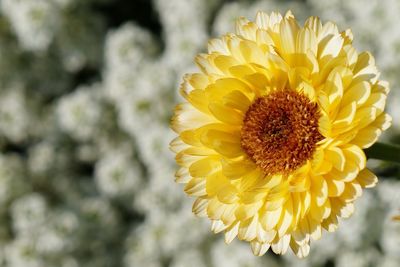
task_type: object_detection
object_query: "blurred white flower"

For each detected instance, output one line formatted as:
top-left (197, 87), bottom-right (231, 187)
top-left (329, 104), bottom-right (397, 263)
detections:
top-left (381, 221), bottom-right (400, 261)
top-left (0, 154), bottom-right (29, 207)
top-left (155, 0), bottom-right (210, 72)
top-left (123, 225), bottom-right (163, 267)
top-left (105, 22), bottom-right (157, 70)
top-left (79, 197), bottom-right (119, 231)
top-left (10, 193), bottom-right (48, 235)
top-left (379, 257), bottom-right (400, 267)
top-left (212, 2), bottom-right (243, 36)
top-left (210, 239), bottom-right (278, 267)
top-left (95, 148), bottom-right (142, 198)
top-left (35, 210), bottom-right (79, 255)
top-left (169, 249), bottom-right (207, 267)
top-left (378, 181), bottom-right (400, 261)
top-left (115, 65), bottom-right (173, 136)
top-left (1, 0), bottom-right (60, 51)
top-left (387, 89), bottom-right (400, 129)
top-left (336, 249), bottom-right (380, 267)
top-left (0, 87), bottom-right (32, 143)
top-left (57, 84), bottom-right (103, 141)
top-left (28, 141), bottom-right (56, 175)
top-left (5, 237), bottom-right (44, 267)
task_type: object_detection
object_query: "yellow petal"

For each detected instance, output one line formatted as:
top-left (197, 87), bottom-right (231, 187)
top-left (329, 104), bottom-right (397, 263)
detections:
top-left (352, 51), bottom-right (378, 79)
top-left (224, 222), bottom-right (239, 244)
top-left (207, 197), bottom-right (227, 219)
top-left (325, 175), bottom-right (345, 197)
top-left (342, 144), bottom-right (366, 170)
top-left (277, 197), bottom-right (294, 237)
top-left (214, 55), bottom-right (239, 74)
top-left (311, 175), bottom-right (328, 206)
top-left (319, 34), bottom-right (344, 59)
top-left (236, 18), bottom-right (257, 41)
top-left (304, 16), bottom-right (322, 37)
top-left (171, 103), bottom-right (215, 133)
top-left (340, 181), bottom-right (362, 202)
top-left (184, 178), bottom-right (207, 197)
top-left (256, 227), bottom-right (276, 243)
top-left (208, 38), bottom-right (229, 54)
top-left (328, 161), bottom-right (359, 182)
top-left (255, 11), bottom-right (271, 29)
top-left (175, 167), bottom-right (191, 183)
top-left (221, 203), bottom-right (238, 225)
top-left (308, 217), bottom-right (322, 240)
top-left (330, 198), bottom-right (354, 218)
top-left (192, 198), bottom-right (208, 217)
top-left (321, 213), bottom-right (338, 232)
top-left (208, 102), bottom-right (244, 125)
top-left (206, 78), bottom-right (252, 100)
top-left (341, 81), bottom-right (371, 107)
top-left (318, 111), bottom-right (331, 137)
top-left (238, 214), bottom-right (259, 240)
top-left (319, 21), bottom-right (339, 41)
top-left (228, 64), bottom-right (255, 80)
top-left (195, 53), bottom-right (221, 75)
top-left (222, 90), bottom-right (251, 113)
top-left (372, 112), bottom-right (392, 131)
top-left (260, 206), bottom-right (282, 231)
top-left (325, 146), bottom-right (345, 171)
top-left (221, 158), bottom-right (255, 180)
top-left (326, 72), bottom-right (344, 112)
top-left (356, 168), bottom-right (378, 188)
top-left (290, 240), bottom-right (310, 259)
top-left (251, 241), bottom-right (271, 256)
top-left (206, 172), bottom-right (229, 197)
top-left (239, 40), bottom-right (268, 66)
top-left (235, 202), bottom-right (262, 222)
top-left (353, 106), bottom-right (377, 130)
top-left (200, 128), bottom-right (243, 158)
top-left (332, 102), bottom-right (356, 130)
top-left (364, 93), bottom-right (386, 115)
top-left (296, 27), bottom-right (318, 55)
top-left (211, 219), bottom-right (227, 233)
top-left (279, 17), bottom-right (299, 54)
top-left (351, 126), bottom-right (381, 148)
top-left (170, 137), bottom-right (189, 153)
top-left (309, 196), bottom-right (324, 222)
top-left (217, 185), bottom-right (239, 204)
top-left (271, 234), bottom-right (291, 254)
top-left (189, 157), bottom-right (221, 177)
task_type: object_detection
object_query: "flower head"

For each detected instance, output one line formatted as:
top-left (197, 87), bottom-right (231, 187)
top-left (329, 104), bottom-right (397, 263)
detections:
top-left (170, 11), bottom-right (391, 257)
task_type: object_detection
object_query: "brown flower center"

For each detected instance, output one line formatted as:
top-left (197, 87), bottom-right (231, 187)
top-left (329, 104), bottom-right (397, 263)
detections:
top-left (241, 90), bottom-right (323, 175)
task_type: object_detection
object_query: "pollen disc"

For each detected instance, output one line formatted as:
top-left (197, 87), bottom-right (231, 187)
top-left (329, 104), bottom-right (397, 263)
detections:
top-left (241, 90), bottom-right (323, 175)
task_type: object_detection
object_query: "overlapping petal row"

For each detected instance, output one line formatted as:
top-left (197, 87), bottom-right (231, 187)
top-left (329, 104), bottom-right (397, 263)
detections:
top-left (170, 11), bottom-right (391, 258)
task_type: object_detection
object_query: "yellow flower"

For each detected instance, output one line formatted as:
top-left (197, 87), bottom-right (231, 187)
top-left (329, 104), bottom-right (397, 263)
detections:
top-left (170, 11), bottom-right (391, 257)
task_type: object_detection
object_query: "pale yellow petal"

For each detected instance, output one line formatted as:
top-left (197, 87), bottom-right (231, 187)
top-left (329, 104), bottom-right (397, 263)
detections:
top-left (185, 178), bottom-right (207, 197)
top-left (189, 157), bottom-right (221, 177)
top-left (192, 198), bottom-right (208, 217)
top-left (251, 241), bottom-right (270, 256)
top-left (224, 222), bottom-right (239, 244)
top-left (356, 168), bottom-right (378, 188)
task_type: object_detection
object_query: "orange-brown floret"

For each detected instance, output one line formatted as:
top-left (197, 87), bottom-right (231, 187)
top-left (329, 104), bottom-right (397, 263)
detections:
top-left (241, 90), bottom-right (323, 175)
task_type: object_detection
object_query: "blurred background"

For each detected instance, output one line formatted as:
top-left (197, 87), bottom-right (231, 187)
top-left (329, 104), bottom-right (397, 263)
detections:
top-left (0, 0), bottom-right (399, 266)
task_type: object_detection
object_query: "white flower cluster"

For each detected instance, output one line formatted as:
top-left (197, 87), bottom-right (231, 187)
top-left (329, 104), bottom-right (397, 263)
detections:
top-left (1, 0), bottom-right (63, 51)
top-left (1, 0), bottom-right (106, 72)
top-left (0, 0), bottom-right (399, 266)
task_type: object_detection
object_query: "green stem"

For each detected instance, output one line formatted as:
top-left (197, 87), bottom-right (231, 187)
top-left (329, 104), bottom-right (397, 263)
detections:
top-left (365, 142), bottom-right (400, 164)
